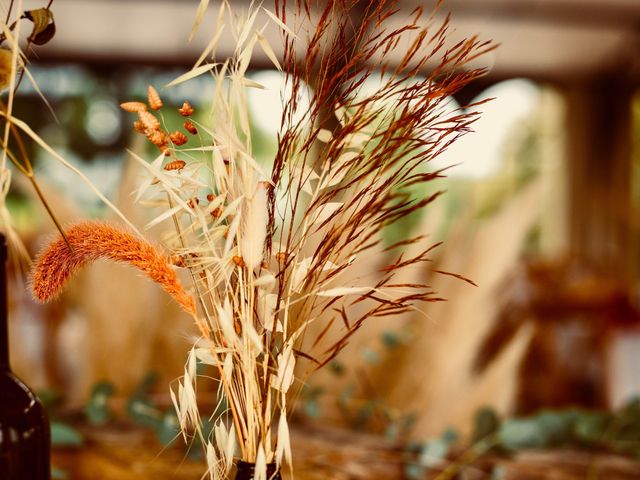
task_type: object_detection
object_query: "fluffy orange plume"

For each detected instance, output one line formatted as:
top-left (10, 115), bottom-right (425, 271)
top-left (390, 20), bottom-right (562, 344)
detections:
top-left (30, 221), bottom-right (196, 316)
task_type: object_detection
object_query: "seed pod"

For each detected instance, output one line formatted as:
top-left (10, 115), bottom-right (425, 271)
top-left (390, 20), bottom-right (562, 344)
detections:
top-left (187, 197), bottom-right (200, 209)
top-left (169, 131), bottom-right (188, 146)
top-left (206, 193), bottom-right (215, 202)
top-left (164, 160), bottom-right (186, 171)
top-left (211, 208), bottom-right (222, 218)
top-left (147, 85), bottom-right (163, 110)
top-left (133, 121), bottom-right (146, 134)
top-left (120, 101), bottom-right (147, 113)
top-left (275, 252), bottom-right (288, 263)
top-left (184, 121), bottom-right (198, 135)
top-left (178, 101), bottom-right (194, 116)
top-left (163, 148), bottom-right (172, 157)
top-left (138, 110), bottom-right (160, 130)
top-left (147, 130), bottom-right (167, 147)
top-left (232, 256), bottom-right (245, 267)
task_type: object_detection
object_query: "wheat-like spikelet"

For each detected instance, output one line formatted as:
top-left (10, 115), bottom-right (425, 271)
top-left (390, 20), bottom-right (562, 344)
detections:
top-left (147, 85), bottom-right (163, 111)
top-left (30, 221), bottom-right (196, 315)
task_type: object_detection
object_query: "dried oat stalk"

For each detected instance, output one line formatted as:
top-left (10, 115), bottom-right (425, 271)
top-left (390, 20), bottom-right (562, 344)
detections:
top-left (105, 0), bottom-right (493, 478)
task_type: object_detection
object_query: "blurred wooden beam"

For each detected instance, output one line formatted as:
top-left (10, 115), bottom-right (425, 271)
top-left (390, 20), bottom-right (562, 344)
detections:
top-left (16, 0), bottom-right (640, 82)
top-left (564, 74), bottom-right (634, 277)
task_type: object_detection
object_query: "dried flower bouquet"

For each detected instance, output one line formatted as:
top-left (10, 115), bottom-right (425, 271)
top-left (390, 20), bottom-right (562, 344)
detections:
top-left (28, 0), bottom-right (492, 478)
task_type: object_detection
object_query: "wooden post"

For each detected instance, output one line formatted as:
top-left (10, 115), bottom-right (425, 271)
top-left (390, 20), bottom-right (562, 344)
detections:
top-left (564, 76), bottom-right (634, 279)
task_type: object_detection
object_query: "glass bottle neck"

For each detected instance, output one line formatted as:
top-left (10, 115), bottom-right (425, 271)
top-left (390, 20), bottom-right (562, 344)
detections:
top-left (0, 233), bottom-right (9, 370)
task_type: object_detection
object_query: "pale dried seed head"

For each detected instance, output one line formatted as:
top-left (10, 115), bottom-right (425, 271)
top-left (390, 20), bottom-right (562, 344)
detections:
top-left (120, 101), bottom-right (147, 113)
top-left (147, 85), bottom-right (163, 110)
top-left (178, 100), bottom-right (194, 116)
top-left (169, 131), bottom-right (188, 146)
top-left (164, 160), bottom-right (186, 171)
top-left (183, 120), bottom-right (198, 135)
top-left (133, 121), bottom-right (146, 134)
top-left (138, 110), bottom-right (160, 130)
top-left (147, 129), bottom-right (167, 147)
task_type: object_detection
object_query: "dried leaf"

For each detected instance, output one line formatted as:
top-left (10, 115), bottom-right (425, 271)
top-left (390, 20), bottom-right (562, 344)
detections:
top-left (262, 7), bottom-right (297, 38)
top-left (189, 0), bottom-right (210, 42)
top-left (257, 31), bottom-right (281, 71)
top-left (165, 63), bottom-right (215, 88)
top-left (24, 8), bottom-right (56, 45)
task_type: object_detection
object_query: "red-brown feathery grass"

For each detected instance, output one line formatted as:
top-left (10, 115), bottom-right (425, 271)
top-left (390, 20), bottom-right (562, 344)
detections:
top-left (30, 221), bottom-right (196, 316)
top-left (268, 0), bottom-right (495, 369)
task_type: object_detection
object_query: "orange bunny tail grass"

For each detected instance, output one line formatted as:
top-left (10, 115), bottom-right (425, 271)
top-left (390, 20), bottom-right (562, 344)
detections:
top-left (30, 221), bottom-right (196, 316)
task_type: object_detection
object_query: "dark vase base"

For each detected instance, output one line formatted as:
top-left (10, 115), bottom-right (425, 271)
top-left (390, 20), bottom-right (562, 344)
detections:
top-left (235, 460), bottom-right (282, 480)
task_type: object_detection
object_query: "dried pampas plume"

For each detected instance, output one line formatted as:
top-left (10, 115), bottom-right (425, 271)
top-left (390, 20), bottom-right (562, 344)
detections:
top-left (30, 221), bottom-right (196, 316)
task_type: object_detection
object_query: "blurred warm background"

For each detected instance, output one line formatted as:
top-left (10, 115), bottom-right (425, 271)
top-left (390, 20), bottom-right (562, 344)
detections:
top-left (5, 0), bottom-right (640, 478)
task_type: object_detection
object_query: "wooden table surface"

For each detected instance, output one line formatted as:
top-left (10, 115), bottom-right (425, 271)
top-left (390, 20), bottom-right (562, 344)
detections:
top-left (52, 423), bottom-right (640, 479)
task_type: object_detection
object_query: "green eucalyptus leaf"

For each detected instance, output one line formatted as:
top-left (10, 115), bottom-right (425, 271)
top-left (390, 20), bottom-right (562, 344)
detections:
top-left (381, 331), bottom-right (402, 349)
top-left (573, 411), bottom-right (611, 444)
top-left (404, 463), bottom-right (426, 480)
top-left (491, 465), bottom-right (506, 480)
top-left (127, 397), bottom-right (163, 429)
top-left (156, 411), bottom-right (180, 446)
top-left (535, 410), bottom-right (578, 445)
top-left (328, 360), bottom-right (345, 376)
top-left (23, 8), bottom-right (56, 45)
top-left (51, 421), bottom-right (83, 446)
top-left (498, 418), bottom-right (546, 450)
top-left (418, 429), bottom-right (458, 467)
top-left (499, 410), bottom-right (579, 450)
top-left (361, 347), bottom-right (380, 364)
top-left (85, 381), bottom-right (115, 425)
top-left (36, 388), bottom-right (63, 409)
top-left (384, 422), bottom-right (399, 441)
top-left (472, 407), bottom-right (500, 443)
top-left (418, 438), bottom-right (450, 467)
top-left (52, 466), bottom-right (68, 479)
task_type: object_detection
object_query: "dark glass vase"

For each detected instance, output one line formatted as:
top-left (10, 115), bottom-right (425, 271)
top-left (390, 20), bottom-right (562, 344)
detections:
top-left (0, 234), bottom-right (51, 479)
top-left (235, 461), bottom-right (282, 480)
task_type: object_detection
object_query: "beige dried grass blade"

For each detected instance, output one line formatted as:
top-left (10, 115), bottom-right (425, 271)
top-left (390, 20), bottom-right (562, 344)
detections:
top-left (188, 0), bottom-right (210, 42)
top-left (3, 113), bottom-right (140, 235)
top-left (262, 6), bottom-right (297, 38)
top-left (256, 31), bottom-right (281, 71)
top-left (165, 63), bottom-right (215, 88)
top-left (194, 25), bottom-right (225, 69)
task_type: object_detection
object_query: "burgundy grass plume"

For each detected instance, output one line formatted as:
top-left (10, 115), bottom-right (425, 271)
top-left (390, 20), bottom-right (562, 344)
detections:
top-left (30, 221), bottom-right (196, 316)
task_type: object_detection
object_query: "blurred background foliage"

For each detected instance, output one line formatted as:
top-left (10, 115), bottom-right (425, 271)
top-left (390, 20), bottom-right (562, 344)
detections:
top-left (5, 1), bottom-right (640, 478)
